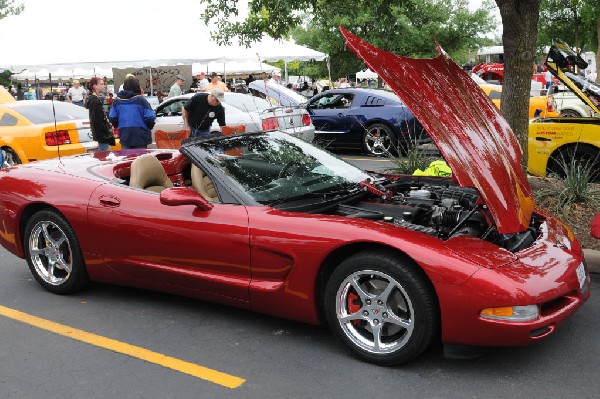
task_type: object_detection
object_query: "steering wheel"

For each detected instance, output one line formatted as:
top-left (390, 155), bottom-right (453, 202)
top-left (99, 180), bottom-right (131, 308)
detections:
top-left (278, 161), bottom-right (301, 179)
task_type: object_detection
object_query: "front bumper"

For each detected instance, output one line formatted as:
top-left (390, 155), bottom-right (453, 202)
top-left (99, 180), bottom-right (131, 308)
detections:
top-left (438, 216), bottom-right (590, 347)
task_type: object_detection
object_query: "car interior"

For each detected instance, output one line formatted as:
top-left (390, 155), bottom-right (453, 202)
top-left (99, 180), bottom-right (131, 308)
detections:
top-left (97, 152), bottom-right (221, 202)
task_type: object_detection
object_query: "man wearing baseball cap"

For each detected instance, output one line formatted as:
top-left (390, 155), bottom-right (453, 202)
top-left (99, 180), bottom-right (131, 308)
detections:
top-left (182, 88), bottom-right (226, 138)
top-left (167, 74), bottom-right (186, 113)
top-left (206, 72), bottom-right (230, 92)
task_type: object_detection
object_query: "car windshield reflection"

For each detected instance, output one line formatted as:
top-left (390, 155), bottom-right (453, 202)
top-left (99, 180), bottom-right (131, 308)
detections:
top-left (193, 131), bottom-right (370, 205)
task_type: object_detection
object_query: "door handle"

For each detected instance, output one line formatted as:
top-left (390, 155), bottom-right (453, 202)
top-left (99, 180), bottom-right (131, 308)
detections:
top-left (99, 195), bottom-right (121, 207)
top-left (337, 113), bottom-right (344, 117)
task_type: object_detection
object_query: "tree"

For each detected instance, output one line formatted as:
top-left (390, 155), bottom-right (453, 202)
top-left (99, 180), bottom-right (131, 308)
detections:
top-left (537, 0), bottom-right (598, 52)
top-left (496, 0), bottom-right (541, 166)
top-left (201, 0), bottom-right (535, 165)
top-left (0, 0), bottom-right (24, 20)
top-left (200, 0), bottom-right (496, 78)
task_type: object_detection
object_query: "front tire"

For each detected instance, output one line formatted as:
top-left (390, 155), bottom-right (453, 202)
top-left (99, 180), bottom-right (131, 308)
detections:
top-left (363, 123), bottom-right (395, 156)
top-left (324, 252), bottom-right (438, 365)
top-left (559, 109), bottom-right (583, 118)
top-left (24, 210), bottom-right (89, 294)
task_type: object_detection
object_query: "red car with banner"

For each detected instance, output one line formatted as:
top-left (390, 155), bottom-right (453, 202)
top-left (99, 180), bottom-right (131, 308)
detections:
top-left (0, 29), bottom-right (590, 365)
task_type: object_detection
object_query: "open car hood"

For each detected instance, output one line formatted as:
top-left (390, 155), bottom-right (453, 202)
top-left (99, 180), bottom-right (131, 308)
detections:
top-left (340, 27), bottom-right (533, 234)
top-left (248, 80), bottom-right (307, 107)
top-left (545, 39), bottom-right (600, 115)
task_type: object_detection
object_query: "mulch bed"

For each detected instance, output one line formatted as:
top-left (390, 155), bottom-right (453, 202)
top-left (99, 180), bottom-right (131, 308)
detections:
top-left (528, 176), bottom-right (600, 250)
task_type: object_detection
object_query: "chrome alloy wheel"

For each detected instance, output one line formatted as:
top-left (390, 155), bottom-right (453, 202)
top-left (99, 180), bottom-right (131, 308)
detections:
top-left (364, 125), bottom-right (392, 156)
top-left (335, 269), bottom-right (414, 354)
top-left (28, 220), bottom-right (73, 286)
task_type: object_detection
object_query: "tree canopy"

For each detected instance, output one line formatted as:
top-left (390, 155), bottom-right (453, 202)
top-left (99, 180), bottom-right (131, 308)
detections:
top-left (537, 0), bottom-right (598, 53)
top-left (200, 0), bottom-right (498, 69)
top-left (0, 0), bottom-right (23, 20)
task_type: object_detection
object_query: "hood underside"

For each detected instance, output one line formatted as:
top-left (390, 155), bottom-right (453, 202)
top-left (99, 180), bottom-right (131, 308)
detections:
top-left (340, 27), bottom-right (533, 234)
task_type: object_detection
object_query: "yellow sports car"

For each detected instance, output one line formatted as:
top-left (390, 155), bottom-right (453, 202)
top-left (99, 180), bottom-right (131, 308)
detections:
top-left (0, 100), bottom-right (119, 168)
top-left (528, 40), bottom-right (600, 178)
top-left (478, 83), bottom-right (559, 119)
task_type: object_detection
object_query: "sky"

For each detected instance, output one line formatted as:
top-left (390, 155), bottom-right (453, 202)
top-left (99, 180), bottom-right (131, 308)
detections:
top-left (0, 0), bottom-right (501, 68)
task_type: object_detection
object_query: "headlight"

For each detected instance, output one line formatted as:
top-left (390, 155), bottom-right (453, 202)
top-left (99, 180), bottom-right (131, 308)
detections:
top-left (480, 305), bottom-right (539, 322)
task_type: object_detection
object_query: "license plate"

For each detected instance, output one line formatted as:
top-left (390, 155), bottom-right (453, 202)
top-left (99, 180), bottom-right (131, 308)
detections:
top-left (576, 262), bottom-right (587, 290)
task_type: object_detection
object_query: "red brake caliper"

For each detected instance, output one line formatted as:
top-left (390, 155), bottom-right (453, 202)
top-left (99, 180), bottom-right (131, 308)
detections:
top-left (347, 291), bottom-right (362, 325)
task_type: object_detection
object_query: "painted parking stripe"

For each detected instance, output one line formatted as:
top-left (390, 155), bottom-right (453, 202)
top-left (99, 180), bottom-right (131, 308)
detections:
top-left (0, 305), bottom-right (245, 389)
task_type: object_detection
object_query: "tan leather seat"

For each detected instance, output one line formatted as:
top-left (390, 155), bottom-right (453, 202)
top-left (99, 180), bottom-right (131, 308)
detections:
top-left (129, 155), bottom-right (174, 193)
top-left (191, 164), bottom-right (219, 202)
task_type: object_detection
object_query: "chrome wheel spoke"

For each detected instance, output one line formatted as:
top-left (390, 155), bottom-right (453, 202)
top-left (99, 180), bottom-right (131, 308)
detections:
top-left (378, 280), bottom-right (396, 303)
top-left (30, 247), bottom-right (44, 257)
top-left (372, 323), bottom-right (383, 352)
top-left (56, 257), bottom-right (72, 273)
top-left (340, 310), bottom-right (364, 323)
top-left (46, 262), bottom-right (56, 282)
top-left (350, 276), bottom-right (372, 301)
top-left (387, 312), bottom-right (413, 332)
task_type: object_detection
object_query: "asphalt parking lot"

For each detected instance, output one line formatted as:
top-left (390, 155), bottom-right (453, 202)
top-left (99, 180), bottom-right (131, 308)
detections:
top-left (1, 153), bottom-right (600, 398)
top-left (1, 243), bottom-right (599, 399)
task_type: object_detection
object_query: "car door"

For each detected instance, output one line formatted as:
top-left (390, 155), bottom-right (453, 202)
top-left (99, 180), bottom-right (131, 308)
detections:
top-left (87, 182), bottom-right (251, 300)
top-left (307, 92), bottom-right (354, 145)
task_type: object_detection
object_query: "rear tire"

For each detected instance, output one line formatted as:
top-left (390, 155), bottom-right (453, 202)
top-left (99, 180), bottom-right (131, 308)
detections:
top-left (547, 145), bottom-right (600, 182)
top-left (24, 210), bottom-right (89, 294)
top-left (324, 251), bottom-right (438, 365)
top-left (1, 147), bottom-right (21, 168)
top-left (363, 123), bottom-right (395, 156)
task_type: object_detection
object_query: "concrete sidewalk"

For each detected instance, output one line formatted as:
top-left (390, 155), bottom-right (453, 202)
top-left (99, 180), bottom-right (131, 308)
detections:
top-left (584, 249), bottom-right (600, 274)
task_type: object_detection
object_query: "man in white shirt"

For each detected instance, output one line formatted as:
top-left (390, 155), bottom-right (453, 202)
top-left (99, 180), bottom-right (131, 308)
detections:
top-left (197, 72), bottom-right (209, 92)
top-left (268, 71), bottom-right (282, 85)
top-left (68, 80), bottom-right (87, 106)
top-left (544, 70), bottom-right (554, 90)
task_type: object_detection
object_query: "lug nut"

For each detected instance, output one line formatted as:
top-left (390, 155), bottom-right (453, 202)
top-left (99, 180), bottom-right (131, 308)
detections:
top-left (363, 310), bottom-right (369, 316)
top-left (365, 299), bottom-right (371, 305)
top-left (382, 312), bottom-right (388, 319)
top-left (377, 300), bottom-right (384, 306)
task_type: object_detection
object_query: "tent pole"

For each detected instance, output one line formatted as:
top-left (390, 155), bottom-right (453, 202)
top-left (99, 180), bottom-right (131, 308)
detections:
top-left (148, 67), bottom-right (153, 95)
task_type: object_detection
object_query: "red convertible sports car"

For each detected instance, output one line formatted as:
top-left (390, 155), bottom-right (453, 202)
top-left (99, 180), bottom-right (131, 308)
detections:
top-left (0, 30), bottom-right (590, 365)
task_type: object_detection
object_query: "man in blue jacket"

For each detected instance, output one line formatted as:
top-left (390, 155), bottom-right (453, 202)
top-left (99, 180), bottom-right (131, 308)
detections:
top-left (109, 77), bottom-right (156, 149)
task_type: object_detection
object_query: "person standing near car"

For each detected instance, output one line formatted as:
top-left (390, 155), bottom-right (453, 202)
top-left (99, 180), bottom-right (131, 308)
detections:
top-left (182, 89), bottom-right (226, 138)
top-left (85, 77), bottom-right (115, 152)
top-left (167, 74), bottom-right (186, 114)
top-left (109, 77), bottom-right (156, 149)
top-left (68, 80), bottom-right (87, 106)
top-left (206, 72), bottom-right (230, 92)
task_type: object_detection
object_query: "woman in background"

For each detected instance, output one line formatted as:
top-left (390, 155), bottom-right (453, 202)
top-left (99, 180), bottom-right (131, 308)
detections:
top-left (85, 77), bottom-right (115, 152)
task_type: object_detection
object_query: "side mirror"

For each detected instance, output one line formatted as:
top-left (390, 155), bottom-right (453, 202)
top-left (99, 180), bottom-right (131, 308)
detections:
top-left (160, 187), bottom-right (214, 211)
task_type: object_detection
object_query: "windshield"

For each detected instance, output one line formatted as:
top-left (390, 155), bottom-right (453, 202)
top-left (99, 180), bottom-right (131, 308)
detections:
top-left (191, 131), bottom-right (370, 205)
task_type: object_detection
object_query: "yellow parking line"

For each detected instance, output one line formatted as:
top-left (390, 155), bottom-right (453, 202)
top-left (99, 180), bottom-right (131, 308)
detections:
top-left (0, 305), bottom-right (245, 389)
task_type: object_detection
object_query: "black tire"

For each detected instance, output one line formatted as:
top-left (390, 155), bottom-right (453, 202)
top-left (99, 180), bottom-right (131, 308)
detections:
top-left (559, 109), bottom-right (584, 118)
top-left (24, 210), bottom-right (89, 294)
top-left (324, 251), bottom-right (438, 366)
top-left (1, 147), bottom-right (21, 169)
top-left (547, 145), bottom-right (600, 182)
top-left (362, 123), bottom-right (395, 156)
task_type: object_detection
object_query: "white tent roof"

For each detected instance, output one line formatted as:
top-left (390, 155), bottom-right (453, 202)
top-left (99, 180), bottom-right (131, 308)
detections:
top-left (11, 62), bottom-right (280, 82)
top-left (356, 69), bottom-right (378, 79)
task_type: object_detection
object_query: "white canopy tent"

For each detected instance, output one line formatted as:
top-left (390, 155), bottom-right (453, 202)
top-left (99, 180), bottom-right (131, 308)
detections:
top-left (356, 69), bottom-right (378, 80)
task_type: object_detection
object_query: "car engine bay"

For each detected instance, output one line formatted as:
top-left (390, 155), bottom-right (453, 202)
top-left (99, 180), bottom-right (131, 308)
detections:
top-left (324, 175), bottom-right (542, 253)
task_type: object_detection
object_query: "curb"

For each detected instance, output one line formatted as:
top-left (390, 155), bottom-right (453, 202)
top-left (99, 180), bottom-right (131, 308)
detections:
top-left (583, 249), bottom-right (600, 274)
